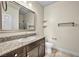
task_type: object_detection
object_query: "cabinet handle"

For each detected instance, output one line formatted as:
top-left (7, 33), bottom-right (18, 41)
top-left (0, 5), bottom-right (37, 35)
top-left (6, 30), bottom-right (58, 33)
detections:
top-left (14, 53), bottom-right (18, 57)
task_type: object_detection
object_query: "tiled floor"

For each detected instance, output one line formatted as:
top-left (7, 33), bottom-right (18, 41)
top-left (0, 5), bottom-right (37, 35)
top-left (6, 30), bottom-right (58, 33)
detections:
top-left (45, 49), bottom-right (74, 57)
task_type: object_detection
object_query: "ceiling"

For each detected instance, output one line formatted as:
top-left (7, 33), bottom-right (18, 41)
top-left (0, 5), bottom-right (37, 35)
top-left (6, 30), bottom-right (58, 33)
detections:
top-left (17, 1), bottom-right (57, 14)
top-left (37, 1), bottom-right (57, 7)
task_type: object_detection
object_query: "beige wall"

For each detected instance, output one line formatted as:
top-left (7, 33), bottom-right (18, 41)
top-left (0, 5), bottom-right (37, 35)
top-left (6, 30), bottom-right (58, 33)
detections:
top-left (44, 1), bottom-right (79, 54)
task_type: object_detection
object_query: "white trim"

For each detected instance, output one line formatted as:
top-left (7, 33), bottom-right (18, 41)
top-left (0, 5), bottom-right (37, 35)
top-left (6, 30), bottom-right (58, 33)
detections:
top-left (53, 47), bottom-right (79, 57)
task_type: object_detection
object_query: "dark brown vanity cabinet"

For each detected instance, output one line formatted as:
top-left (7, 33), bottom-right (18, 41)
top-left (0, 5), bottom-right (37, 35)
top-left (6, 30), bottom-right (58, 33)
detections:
top-left (1, 37), bottom-right (45, 57)
top-left (1, 47), bottom-right (25, 57)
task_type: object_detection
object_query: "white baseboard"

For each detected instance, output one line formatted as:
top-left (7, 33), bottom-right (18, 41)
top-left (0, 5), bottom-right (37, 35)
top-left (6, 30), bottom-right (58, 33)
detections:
top-left (54, 47), bottom-right (79, 57)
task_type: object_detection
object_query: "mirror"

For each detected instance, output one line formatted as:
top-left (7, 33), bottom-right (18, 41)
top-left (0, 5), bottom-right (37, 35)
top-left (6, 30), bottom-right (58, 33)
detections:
top-left (19, 5), bottom-right (36, 31)
top-left (1, 1), bottom-right (36, 31)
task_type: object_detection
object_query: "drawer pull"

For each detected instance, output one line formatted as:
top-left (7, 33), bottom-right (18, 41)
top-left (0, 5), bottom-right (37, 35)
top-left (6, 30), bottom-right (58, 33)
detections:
top-left (14, 54), bottom-right (18, 57)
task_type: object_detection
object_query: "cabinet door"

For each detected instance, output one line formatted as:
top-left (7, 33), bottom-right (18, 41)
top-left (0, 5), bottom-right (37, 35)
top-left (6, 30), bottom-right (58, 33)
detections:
top-left (27, 47), bottom-right (39, 57)
top-left (26, 41), bottom-right (39, 52)
top-left (1, 47), bottom-right (24, 57)
top-left (38, 43), bottom-right (45, 57)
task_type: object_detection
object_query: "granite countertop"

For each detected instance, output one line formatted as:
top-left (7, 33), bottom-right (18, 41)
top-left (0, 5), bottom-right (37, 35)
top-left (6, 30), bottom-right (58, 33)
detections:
top-left (0, 31), bottom-right (36, 43)
top-left (0, 35), bottom-right (44, 56)
top-left (0, 30), bottom-right (36, 38)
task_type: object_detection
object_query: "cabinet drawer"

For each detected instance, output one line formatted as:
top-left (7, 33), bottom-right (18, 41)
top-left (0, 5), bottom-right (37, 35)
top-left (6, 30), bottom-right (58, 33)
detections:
top-left (1, 47), bottom-right (24, 57)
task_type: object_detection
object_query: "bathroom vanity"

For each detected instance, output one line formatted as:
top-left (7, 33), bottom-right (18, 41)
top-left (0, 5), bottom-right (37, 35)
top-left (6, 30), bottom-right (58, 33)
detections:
top-left (0, 32), bottom-right (45, 57)
top-left (0, 37), bottom-right (45, 57)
